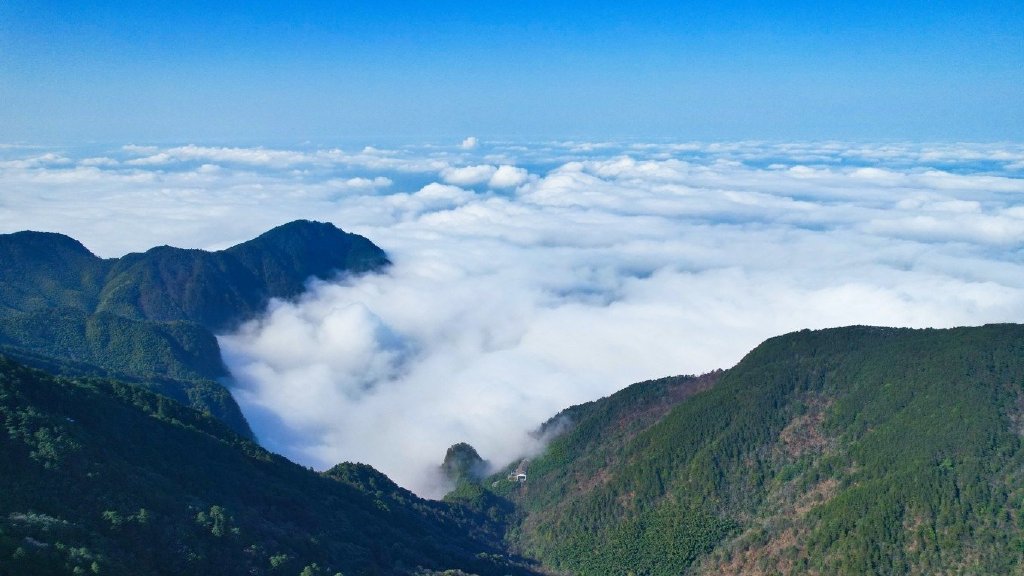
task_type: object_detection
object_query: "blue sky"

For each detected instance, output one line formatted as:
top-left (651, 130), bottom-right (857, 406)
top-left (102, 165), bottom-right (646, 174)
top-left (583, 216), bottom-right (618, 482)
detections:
top-left (2, 1), bottom-right (1023, 495)
top-left (1, 1), bottom-right (1021, 143)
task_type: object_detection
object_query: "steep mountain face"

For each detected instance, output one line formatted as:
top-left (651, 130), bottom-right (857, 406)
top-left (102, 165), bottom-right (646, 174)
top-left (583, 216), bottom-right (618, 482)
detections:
top-left (0, 355), bottom-right (537, 576)
top-left (442, 443), bottom-right (489, 485)
top-left (225, 219), bottom-right (391, 302)
top-left (487, 325), bottom-right (1024, 575)
top-left (0, 221), bottom-right (390, 436)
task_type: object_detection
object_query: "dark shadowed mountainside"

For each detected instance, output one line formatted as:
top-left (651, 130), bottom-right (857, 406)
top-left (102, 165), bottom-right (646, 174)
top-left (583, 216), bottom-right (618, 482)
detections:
top-left (0, 354), bottom-right (537, 576)
top-left (96, 220), bottom-right (389, 330)
top-left (441, 443), bottom-right (489, 486)
top-left (0, 221), bottom-right (390, 436)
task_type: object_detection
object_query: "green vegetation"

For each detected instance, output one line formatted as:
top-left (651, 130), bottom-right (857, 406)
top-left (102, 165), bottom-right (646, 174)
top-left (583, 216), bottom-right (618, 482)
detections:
top-left (224, 219), bottom-right (392, 303)
top-left (441, 443), bottom-right (488, 485)
top-left (5, 226), bottom-right (1023, 576)
top-left (487, 325), bottom-right (1024, 575)
top-left (0, 355), bottom-right (536, 575)
top-left (0, 231), bottom-right (108, 315)
top-left (0, 220), bottom-right (390, 435)
top-left (0, 308), bottom-right (226, 381)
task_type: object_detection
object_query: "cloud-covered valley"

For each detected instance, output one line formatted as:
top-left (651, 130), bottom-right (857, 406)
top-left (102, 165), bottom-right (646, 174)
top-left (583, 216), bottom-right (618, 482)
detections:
top-left (2, 140), bottom-right (1023, 496)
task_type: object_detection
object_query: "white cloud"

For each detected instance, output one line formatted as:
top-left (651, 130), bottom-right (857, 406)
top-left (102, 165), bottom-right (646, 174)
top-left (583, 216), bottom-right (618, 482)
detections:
top-left (125, 144), bottom-right (311, 168)
top-left (3, 141), bottom-right (1024, 497)
top-left (323, 176), bottom-right (393, 193)
top-left (381, 183), bottom-right (477, 218)
top-left (461, 136), bottom-right (478, 150)
top-left (488, 165), bottom-right (529, 188)
top-left (440, 163), bottom-right (531, 189)
top-left (441, 164), bottom-right (497, 186)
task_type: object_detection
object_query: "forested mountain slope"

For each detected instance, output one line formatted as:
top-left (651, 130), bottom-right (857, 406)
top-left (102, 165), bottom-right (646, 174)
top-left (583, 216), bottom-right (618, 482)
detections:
top-left (487, 325), bottom-right (1024, 575)
top-left (0, 221), bottom-right (389, 435)
top-left (5, 224), bottom-right (1022, 576)
top-left (93, 220), bottom-right (388, 329)
top-left (0, 355), bottom-right (536, 576)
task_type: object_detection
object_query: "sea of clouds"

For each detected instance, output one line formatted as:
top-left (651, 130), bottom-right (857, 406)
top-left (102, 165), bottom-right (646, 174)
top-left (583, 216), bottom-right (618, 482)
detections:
top-left (2, 139), bottom-right (1023, 497)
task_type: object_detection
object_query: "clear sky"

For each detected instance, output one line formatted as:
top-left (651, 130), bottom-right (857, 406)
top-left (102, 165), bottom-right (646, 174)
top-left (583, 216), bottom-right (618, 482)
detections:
top-left (1, 0), bottom-right (1021, 143)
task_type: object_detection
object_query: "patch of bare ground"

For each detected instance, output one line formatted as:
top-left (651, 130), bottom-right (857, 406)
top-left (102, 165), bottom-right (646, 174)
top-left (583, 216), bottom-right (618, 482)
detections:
top-left (704, 477), bottom-right (838, 575)
top-left (793, 478), bottom-right (838, 517)
top-left (903, 513), bottom-right (927, 555)
top-left (574, 467), bottom-right (610, 494)
top-left (712, 525), bottom-right (805, 576)
top-left (777, 395), bottom-right (833, 459)
top-left (1008, 391), bottom-right (1024, 436)
top-left (614, 370), bottom-right (721, 438)
top-left (615, 490), bottom-right (637, 513)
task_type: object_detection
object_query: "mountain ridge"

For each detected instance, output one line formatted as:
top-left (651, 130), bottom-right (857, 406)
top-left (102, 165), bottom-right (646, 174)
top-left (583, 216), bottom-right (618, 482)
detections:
top-left (1, 219), bottom-right (390, 330)
top-left (0, 220), bottom-right (391, 436)
top-left (473, 323), bottom-right (1024, 575)
top-left (3, 316), bottom-right (1023, 573)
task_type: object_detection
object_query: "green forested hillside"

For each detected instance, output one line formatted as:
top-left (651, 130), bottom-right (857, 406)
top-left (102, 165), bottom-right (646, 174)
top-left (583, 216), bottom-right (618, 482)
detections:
top-left (0, 221), bottom-right (389, 435)
top-left (6, 226), bottom-right (1023, 576)
top-left (0, 308), bottom-right (225, 381)
top-left (0, 355), bottom-right (536, 576)
top-left (224, 219), bottom-right (391, 302)
top-left (94, 220), bottom-right (389, 330)
top-left (95, 246), bottom-right (266, 329)
top-left (0, 232), bottom-right (108, 315)
top-left (490, 325), bottom-right (1024, 575)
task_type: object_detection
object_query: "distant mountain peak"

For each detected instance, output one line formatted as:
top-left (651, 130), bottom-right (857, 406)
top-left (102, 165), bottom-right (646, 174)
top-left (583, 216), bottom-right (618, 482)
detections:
top-left (227, 219), bottom-right (357, 249)
top-left (0, 230), bottom-right (98, 259)
top-left (441, 442), bottom-right (489, 484)
top-left (223, 219), bottom-right (390, 303)
top-left (249, 218), bottom-right (343, 235)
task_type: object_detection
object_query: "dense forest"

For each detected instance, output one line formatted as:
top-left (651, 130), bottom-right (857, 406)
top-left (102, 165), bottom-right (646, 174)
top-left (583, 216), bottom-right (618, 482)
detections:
top-left (4, 222), bottom-right (1024, 574)
top-left (0, 221), bottom-right (390, 436)
top-left (5, 319), bottom-right (1024, 574)
top-left (0, 355), bottom-right (536, 576)
top-left (471, 325), bottom-right (1024, 575)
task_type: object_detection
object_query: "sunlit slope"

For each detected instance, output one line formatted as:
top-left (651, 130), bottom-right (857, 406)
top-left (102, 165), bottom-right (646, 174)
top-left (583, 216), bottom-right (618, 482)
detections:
top-left (500, 325), bottom-right (1024, 575)
top-left (0, 354), bottom-right (536, 576)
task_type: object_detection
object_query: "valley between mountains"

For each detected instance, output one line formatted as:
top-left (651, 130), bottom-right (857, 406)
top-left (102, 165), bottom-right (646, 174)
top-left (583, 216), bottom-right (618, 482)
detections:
top-left (2, 222), bottom-right (1023, 575)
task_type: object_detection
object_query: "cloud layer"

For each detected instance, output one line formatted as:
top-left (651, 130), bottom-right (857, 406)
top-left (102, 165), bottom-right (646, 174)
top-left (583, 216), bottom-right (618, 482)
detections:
top-left (3, 140), bottom-right (1024, 496)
